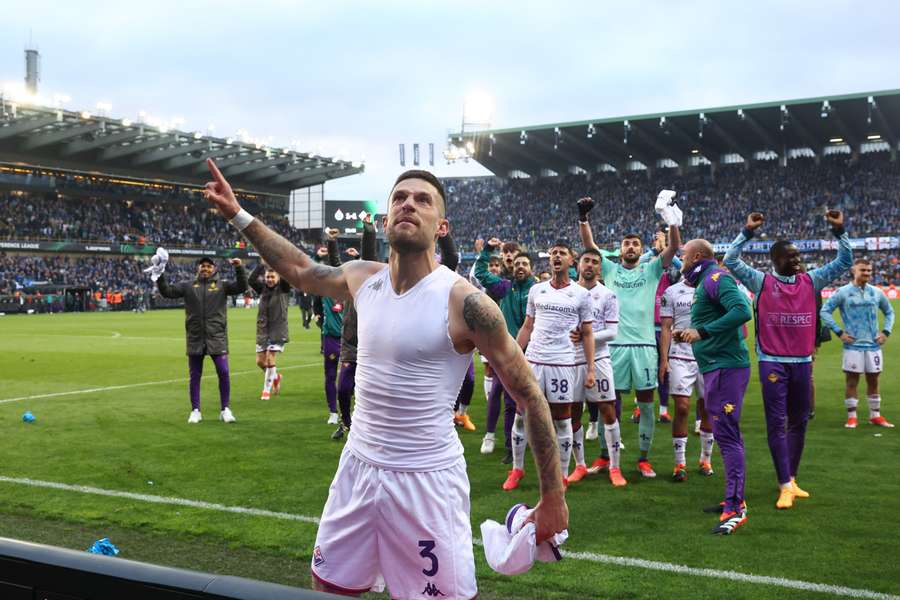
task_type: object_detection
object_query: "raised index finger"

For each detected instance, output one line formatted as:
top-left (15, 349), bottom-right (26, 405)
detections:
top-left (207, 158), bottom-right (227, 184)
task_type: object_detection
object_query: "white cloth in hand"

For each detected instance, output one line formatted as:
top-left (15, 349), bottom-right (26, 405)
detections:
top-left (142, 247), bottom-right (169, 282)
top-left (480, 503), bottom-right (568, 576)
top-left (654, 190), bottom-right (682, 227)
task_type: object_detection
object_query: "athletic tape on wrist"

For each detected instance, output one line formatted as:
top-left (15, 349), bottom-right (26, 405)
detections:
top-left (230, 208), bottom-right (254, 231)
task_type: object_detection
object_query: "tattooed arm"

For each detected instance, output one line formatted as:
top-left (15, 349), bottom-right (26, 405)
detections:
top-left (202, 159), bottom-right (380, 299)
top-left (448, 281), bottom-right (568, 543)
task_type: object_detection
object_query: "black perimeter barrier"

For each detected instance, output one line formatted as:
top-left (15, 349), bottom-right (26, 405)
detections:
top-left (0, 537), bottom-right (343, 600)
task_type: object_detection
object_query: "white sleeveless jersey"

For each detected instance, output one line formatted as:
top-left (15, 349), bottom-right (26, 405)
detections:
top-left (574, 282), bottom-right (618, 363)
top-left (348, 266), bottom-right (474, 471)
top-left (525, 280), bottom-right (593, 365)
top-left (659, 280), bottom-right (695, 361)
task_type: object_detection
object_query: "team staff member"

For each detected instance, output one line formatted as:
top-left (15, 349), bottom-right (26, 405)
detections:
top-left (676, 239), bottom-right (752, 535)
top-left (249, 261), bottom-right (292, 401)
top-left (158, 256), bottom-right (247, 423)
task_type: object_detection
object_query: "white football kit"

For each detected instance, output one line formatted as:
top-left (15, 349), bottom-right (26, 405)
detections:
top-left (525, 280), bottom-right (593, 404)
top-left (659, 281), bottom-right (704, 397)
top-left (574, 282), bottom-right (618, 403)
top-left (311, 266), bottom-right (477, 599)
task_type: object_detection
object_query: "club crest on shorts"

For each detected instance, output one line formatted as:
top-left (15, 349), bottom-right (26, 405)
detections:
top-left (313, 545), bottom-right (326, 567)
top-left (767, 372), bottom-right (779, 383)
top-left (724, 403), bottom-right (735, 415)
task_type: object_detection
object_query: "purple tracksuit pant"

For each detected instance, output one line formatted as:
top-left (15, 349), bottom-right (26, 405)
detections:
top-left (322, 335), bottom-right (341, 413)
top-left (188, 354), bottom-right (230, 411)
top-left (758, 361), bottom-right (813, 485)
top-left (704, 367), bottom-right (750, 514)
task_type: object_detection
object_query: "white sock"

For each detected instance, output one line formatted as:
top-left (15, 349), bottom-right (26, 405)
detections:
top-left (660, 405), bottom-right (669, 416)
top-left (512, 413), bottom-right (527, 470)
top-left (699, 430), bottom-right (715, 463)
top-left (868, 395), bottom-right (881, 419)
top-left (483, 375), bottom-right (493, 401)
top-left (845, 397), bottom-right (859, 419)
top-left (554, 418), bottom-right (573, 477)
top-left (457, 403), bottom-right (468, 416)
top-left (263, 367), bottom-right (276, 393)
top-left (483, 432), bottom-right (495, 440)
top-left (673, 436), bottom-right (687, 466)
top-left (572, 426), bottom-right (585, 467)
top-left (604, 421), bottom-right (622, 469)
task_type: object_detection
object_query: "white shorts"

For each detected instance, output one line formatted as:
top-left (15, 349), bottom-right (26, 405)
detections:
top-left (312, 448), bottom-right (476, 599)
top-left (529, 362), bottom-right (577, 404)
top-left (574, 357), bottom-right (616, 403)
top-left (669, 357), bottom-right (704, 398)
top-left (255, 343), bottom-right (284, 353)
top-left (842, 349), bottom-right (883, 374)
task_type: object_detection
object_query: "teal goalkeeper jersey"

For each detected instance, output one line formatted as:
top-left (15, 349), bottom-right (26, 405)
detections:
top-left (602, 256), bottom-right (663, 346)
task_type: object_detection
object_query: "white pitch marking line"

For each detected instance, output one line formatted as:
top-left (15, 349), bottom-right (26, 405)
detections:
top-left (0, 476), bottom-right (319, 524)
top-left (0, 476), bottom-right (896, 600)
top-left (0, 362), bottom-right (320, 405)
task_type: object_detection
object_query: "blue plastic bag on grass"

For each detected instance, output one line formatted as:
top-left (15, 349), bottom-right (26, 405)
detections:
top-left (87, 538), bottom-right (119, 556)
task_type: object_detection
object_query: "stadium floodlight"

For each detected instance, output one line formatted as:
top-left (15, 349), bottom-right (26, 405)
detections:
top-left (462, 91), bottom-right (494, 132)
top-left (193, 132), bottom-right (203, 140)
top-left (587, 124), bottom-right (595, 139)
top-left (520, 130), bottom-right (528, 145)
top-left (659, 116), bottom-right (666, 128)
top-left (829, 137), bottom-right (844, 143)
top-left (691, 149), bottom-right (699, 154)
top-left (80, 111), bottom-right (92, 119)
top-left (867, 134), bottom-right (881, 140)
top-left (820, 101), bottom-right (832, 118)
top-left (121, 118), bottom-right (132, 127)
top-left (225, 137), bottom-right (234, 145)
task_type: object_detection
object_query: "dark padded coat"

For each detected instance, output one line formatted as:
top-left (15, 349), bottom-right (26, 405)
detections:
top-left (249, 264), bottom-right (292, 347)
top-left (157, 265), bottom-right (248, 356)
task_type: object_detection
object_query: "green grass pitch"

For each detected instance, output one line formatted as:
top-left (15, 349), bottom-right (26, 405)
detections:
top-left (0, 306), bottom-right (898, 599)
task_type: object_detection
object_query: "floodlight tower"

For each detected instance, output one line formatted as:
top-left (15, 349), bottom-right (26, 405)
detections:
top-left (444, 91), bottom-right (494, 163)
top-left (25, 47), bottom-right (40, 94)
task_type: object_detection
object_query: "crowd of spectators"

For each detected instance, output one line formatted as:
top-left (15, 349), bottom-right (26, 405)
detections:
top-left (0, 252), bottom-right (264, 312)
top-left (0, 172), bottom-right (315, 250)
top-left (443, 154), bottom-right (900, 249)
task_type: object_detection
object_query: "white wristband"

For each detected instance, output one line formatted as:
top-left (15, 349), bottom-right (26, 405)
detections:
top-left (229, 208), bottom-right (254, 231)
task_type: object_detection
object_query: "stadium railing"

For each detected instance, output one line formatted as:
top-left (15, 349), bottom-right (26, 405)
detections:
top-left (0, 537), bottom-right (342, 600)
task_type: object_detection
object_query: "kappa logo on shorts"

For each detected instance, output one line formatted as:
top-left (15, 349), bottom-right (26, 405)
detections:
top-left (422, 582), bottom-right (446, 597)
top-left (767, 373), bottom-right (779, 383)
top-left (313, 546), bottom-right (326, 567)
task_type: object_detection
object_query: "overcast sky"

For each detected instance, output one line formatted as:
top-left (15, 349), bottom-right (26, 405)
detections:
top-left (2, 0), bottom-right (899, 207)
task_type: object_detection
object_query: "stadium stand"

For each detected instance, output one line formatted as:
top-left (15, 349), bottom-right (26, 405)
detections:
top-left (443, 153), bottom-right (900, 248)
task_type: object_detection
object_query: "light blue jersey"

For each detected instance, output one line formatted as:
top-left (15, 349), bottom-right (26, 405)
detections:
top-left (821, 283), bottom-right (894, 350)
top-left (724, 230), bottom-right (853, 363)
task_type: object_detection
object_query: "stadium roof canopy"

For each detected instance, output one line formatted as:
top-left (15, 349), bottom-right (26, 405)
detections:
top-left (449, 89), bottom-right (900, 177)
top-left (0, 101), bottom-right (363, 197)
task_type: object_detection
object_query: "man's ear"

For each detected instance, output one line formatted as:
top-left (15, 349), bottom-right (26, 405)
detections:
top-left (436, 218), bottom-right (450, 238)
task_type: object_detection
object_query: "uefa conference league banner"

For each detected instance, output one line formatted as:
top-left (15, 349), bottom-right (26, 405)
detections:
top-left (2, 235), bottom-right (897, 258)
top-left (0, 240), bottom-right (260, 258)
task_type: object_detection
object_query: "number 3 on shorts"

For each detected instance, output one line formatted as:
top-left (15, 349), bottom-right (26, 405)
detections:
top-left (419, 540), bottom-right (439, 576)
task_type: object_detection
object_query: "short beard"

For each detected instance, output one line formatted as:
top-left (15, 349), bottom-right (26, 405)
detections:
top-left (388, 230), bottom-right (430, 255)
